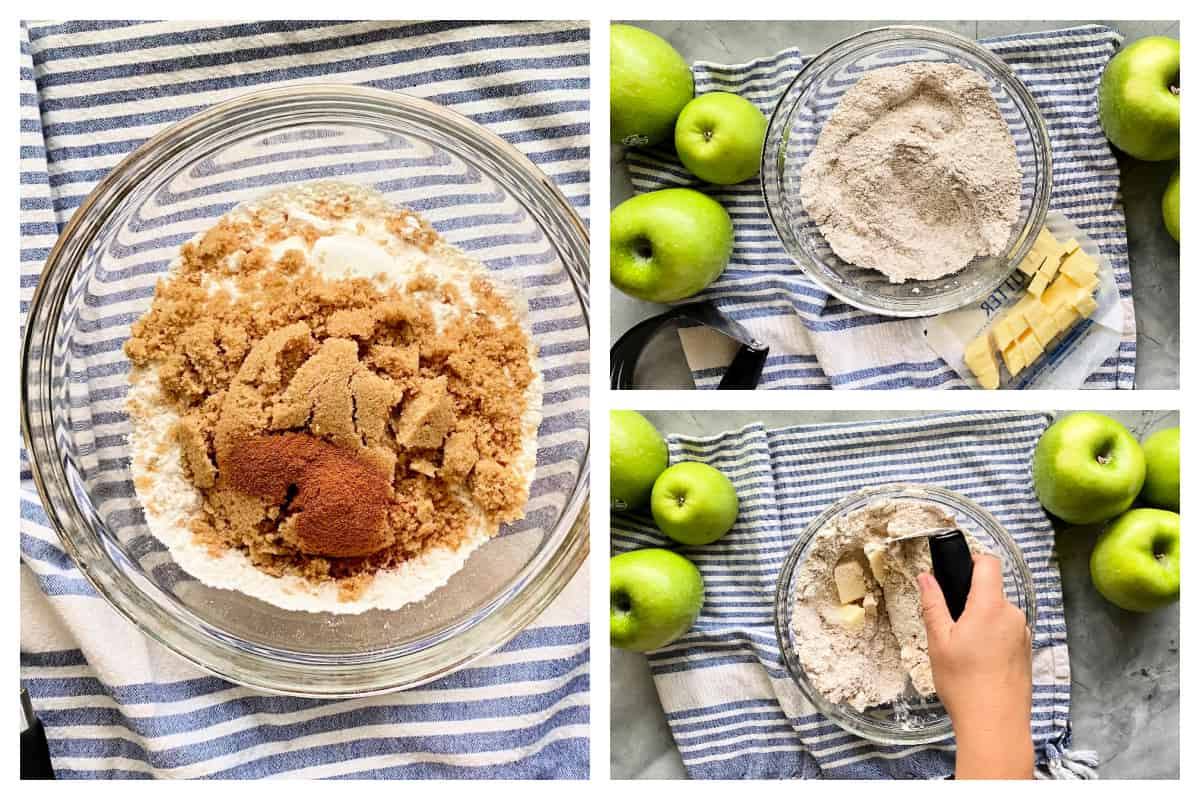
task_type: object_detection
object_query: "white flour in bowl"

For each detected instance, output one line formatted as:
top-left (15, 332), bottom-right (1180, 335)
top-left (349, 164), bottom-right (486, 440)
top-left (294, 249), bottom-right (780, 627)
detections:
top-left (799, 62), bottom-right (1022, 284)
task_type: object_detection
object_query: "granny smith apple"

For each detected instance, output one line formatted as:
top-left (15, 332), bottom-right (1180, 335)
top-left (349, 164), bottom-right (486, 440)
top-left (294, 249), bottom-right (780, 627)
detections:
top-left (611, 548), bottom-right (704, 651)
top-left (1162, 169), bottom-right (1180, 242)
top-left (1140, 426), bottom-right (1180, 512)
top-left (610, 188), bottom-right (733, 303)
top-left (611, 24), bottom-right (694, 147)
top-left (651, 461), bottom-right (739, 545)
top-left (611, 410), bottom-right (669, 511)
top-left (1032, 412), bottom-right (1146, 525)
top-left (1098, 36), bottom-right (1180, 161)
top-left (1090, 508), bottom-right (1180, 612)
top-left (674, 92), bottom-right (768, 185)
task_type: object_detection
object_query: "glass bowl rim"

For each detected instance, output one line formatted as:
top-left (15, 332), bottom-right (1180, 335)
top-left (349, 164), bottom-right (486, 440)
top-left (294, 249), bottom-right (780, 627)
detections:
top-left (771, 482), bottom-right (1037, 745)
top-left (760, 24), bottom-right (1054, 318)
top-left (20, 83), bottom-right (591, 697)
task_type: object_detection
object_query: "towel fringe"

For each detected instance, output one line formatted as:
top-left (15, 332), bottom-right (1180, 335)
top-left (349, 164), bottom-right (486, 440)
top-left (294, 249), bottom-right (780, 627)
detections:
top-left (1035, 737), bottom-right (1099, 780)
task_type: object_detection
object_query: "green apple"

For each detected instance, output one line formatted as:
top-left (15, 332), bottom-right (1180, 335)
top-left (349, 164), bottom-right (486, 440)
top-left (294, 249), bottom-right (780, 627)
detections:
top-left (1090, 508), bottom-right (1180, 612)
top-left (674, 92), bottom-right (768, 185)
top-left (1140, 426), bottom-right (1180, 512)
top-left (1032, 412), bottom-right (1146, 525)
top-left (610, 410), bottom-right (669, 511)
top-left (611, 548), bottom-right (704, 651)
top-left (651, 461), bottom-right (739, 545)
top-left (1162, 169), bottom-right (1180, 242)
top-left (610, 188), bottom-right (733, 303)
top-left (611, 24), bottom-right (694, 147)
top-left (1098, 36), bottom-right (1180, 161)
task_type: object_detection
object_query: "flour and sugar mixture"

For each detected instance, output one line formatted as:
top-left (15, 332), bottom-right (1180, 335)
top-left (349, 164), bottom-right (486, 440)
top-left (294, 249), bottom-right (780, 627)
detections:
top-left (791, 498), bottom-right (985, 711)
top-left (125, 182), bottom-right (541, 614)
top-left (799, 62), bottom-right (1022, 283)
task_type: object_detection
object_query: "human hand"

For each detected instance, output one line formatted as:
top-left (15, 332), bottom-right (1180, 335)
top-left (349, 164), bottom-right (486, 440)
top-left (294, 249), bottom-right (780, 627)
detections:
top-left (919, 554), bottom-right (1034, 780)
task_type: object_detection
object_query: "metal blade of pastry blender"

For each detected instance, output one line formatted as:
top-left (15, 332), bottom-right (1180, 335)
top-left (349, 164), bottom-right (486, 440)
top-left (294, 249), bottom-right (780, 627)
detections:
top-left (885, 526), bottom-right (959, 543)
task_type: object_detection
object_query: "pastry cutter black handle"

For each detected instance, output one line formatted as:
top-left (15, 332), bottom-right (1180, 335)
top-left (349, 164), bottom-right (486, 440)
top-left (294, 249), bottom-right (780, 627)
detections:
top-left (610, 300), bottom-right (768, 390)
top-left (929, 529), bottom-right (974, 621)
top-left (21, 688), bottom-right (55, 780)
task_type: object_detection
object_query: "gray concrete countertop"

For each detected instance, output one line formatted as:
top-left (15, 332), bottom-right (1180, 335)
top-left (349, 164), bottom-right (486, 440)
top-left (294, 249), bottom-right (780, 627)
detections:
top-left (611, 410), bottom-right (1180, 779)
top-left (610, 21), bottom-right (1180, 389)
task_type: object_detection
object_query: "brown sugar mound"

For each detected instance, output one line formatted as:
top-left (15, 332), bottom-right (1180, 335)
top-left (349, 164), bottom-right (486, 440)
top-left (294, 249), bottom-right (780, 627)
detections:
top-left (125, 188), bottom-right (537, 596)
top-left (225, 433), bottom-right (394, 558)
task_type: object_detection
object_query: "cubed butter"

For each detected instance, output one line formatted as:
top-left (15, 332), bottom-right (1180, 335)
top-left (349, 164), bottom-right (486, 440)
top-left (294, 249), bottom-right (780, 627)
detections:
top-left (1027, 271), bottom-right (1050, 299)
top-left (864, 542), bottom-right (887, 584)
top-left (1038, 250), bottom-right (1063, 281)
top-left (1052, 304), bottom-right (1080, 333)
top-left (1002, 341), bottom-right (1026, 376)
top-left (1072, 293), bottom-right (1099, 317)
top-left (1060, 250), bottom-right (1098, 285)
top-left (830, 602), bottom-right (866, 631)
top-left (1040, 277), bottom-right (1076, 312)
top-left (833, 560), bottom-right (868, 605)
top-left (1018, 251), bottom-right (1045, 277)
top-left (991, 317), bottom-right (1018, 351)
top-left (975, 363), bottom-right (1000, 390)
top-left (1018, 329), bottom-right (1043, 363)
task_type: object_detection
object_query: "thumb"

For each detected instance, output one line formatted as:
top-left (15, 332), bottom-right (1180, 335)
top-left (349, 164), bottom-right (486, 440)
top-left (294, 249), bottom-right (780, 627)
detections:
top-left (918, 572), bottom-right (954, 649)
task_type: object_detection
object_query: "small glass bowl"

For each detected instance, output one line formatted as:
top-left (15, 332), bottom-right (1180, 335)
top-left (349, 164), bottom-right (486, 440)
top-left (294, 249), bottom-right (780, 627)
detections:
top-left (21, 85), bottom-right (590, 697)
top-left (761, 26), bottom-right (1052, 317)
top-left (773, 484), bottom-right (1036, 745)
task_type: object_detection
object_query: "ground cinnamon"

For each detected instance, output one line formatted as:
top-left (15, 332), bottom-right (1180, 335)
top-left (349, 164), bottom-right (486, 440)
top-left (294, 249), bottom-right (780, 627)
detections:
top-left (225, 432), bottom-right (395, 558)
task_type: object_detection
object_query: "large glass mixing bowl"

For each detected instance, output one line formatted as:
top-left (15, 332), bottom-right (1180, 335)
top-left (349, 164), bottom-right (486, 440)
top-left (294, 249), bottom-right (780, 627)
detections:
top-left (21, 85), bottom-right (590, 697)
top-left (773, 484), bottom-right (1036, 744)
top-left (762, 26), bottom-right (1052, 317)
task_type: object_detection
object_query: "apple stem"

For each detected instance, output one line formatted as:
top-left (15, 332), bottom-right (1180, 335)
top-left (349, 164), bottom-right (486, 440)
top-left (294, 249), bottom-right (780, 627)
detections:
top-left (1096, 453), bottom-right (1112, 466)
top-left (1171, 85), bottom-right (1180, 96)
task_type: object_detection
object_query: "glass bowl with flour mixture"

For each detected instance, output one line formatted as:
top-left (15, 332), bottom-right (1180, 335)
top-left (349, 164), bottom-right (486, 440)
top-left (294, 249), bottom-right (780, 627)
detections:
top-left (22, 85), bottom-right (589, 696)
top-left (762, 26), bottom-right (1052, 317)
top-left (773, 484), bottom-right (1035, 745)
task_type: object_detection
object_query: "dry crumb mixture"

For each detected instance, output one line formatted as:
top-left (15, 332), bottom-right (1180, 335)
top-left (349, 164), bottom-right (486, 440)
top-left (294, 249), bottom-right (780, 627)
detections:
top-left (124, 184), bottom-right (537, 604)
top-left (791, 498), bottom-right (984, 712)
top-left (799, 62), bottom-right (1022, 283)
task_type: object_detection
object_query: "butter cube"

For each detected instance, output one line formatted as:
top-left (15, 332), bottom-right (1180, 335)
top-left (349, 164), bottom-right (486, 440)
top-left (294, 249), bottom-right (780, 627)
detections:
top-left (1060, 250), bottom-right (1098, 285)
top-left (1038, 251), bottom-right (1063, 282)
top-left (1018, 329), bottom-right (1043, 363)
top-left (1058, 238), bottom-right (1081, 258)
top-left (864, 542), bottom-right (887, 584)
top-left (1023, 306), bottom-right (1058, 345)
top-left (833, 560), bottom-right (868, 605)
top-left (1027, 271), bottom-right (1050, 299)
top-left (1053, 305), bottom-right (1080, 334)
top-left (1002, 341), bottom-right (1026, 376)
top-left (991, 317), bottom-right (1019, 350)
top-left (830, 602), bottom-right (866, 631)
top-left (1018, 251), bottom-right (1045, 277)
top-left (1040, 276), bottom-right (1076, 312)
top-left (975, 363), bottom-right (1000, 390)
top-left (1072, 293), bottom-right (1099, 318)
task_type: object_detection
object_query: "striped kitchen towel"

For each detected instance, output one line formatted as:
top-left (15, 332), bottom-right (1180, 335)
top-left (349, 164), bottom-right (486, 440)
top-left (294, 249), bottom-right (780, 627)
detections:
top-left (611, 412), bottom-right (1094, 779)
top-left (20, 21), bottom-right (589, 779)
top-left (626, 25), bottom-right (1135, 390)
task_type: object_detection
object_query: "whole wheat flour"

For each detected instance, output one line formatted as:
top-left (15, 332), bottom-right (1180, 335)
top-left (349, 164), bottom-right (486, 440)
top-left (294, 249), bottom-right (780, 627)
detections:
top-left (799, 62), bottom-right (1022, 283)
top-left (791, 497), bottom-right (985, 712)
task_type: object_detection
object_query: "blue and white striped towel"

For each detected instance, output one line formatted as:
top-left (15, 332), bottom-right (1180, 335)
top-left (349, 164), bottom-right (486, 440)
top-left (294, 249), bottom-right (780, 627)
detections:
top-left (611, 412), bottom-right (1092, 779)
top-left (627, 25), bottom-right (1135, 390)
top-left (20, 20), bottom-right (589, 779)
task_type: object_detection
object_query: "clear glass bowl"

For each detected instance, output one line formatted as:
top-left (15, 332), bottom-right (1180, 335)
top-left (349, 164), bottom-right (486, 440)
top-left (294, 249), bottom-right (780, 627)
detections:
top-left (761, 26), bottom-right (1053, 317)
top-left (773, 484), bottom-right (1036, 745)
top-left (21, 85), bottom-right (590, 697)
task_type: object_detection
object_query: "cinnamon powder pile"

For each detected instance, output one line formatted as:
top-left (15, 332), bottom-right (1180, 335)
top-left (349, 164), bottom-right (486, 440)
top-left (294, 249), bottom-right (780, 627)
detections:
top-left (124, 188), bottom-right (537, 598)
